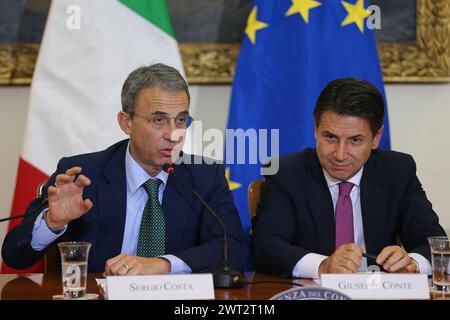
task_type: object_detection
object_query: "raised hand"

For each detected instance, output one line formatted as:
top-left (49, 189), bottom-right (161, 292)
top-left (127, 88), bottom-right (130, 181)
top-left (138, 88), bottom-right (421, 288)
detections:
top-left (46, 166), bottom-right (93, 229)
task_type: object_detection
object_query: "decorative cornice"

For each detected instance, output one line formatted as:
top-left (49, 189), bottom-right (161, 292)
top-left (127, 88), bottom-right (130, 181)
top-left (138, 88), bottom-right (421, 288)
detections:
top-left (1, 0), bottom-right (448, 85)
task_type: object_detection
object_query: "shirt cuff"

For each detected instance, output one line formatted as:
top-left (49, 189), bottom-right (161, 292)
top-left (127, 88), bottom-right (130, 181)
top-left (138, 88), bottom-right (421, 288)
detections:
top-left (292, 253), bottom-right (328, 279)
top-left (31, 209), bottom-right (67, 251)
top-left (408, 253), bottom-right (432, 275)
top-left (161, 254), bottom-right (192, 274)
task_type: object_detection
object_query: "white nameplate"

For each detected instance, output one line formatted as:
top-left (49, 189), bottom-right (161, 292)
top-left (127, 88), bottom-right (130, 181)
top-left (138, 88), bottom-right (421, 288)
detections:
top-left (321, 273), bottom-right (430, 300)
top-left (106, 274), bottom-right (215, 300)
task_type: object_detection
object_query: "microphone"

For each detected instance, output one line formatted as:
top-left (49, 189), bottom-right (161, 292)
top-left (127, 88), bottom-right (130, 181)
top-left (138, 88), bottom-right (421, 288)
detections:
top-left (0, 214), bottom-right (29, 223)
top-left (0, 185), bottom-right (48, 223)
top-left (0, 198), bottom-right (48, 223)
top-left (162, 163), bottom-right (244, 288)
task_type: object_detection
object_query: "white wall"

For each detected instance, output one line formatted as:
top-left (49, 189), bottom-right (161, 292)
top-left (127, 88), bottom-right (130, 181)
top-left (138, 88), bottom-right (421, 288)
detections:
top-left (386, 84), bottom-right (450, 233)
top-left (1, 83), bottom-right (449, 262)
top-left (0, 87), bottom-right (30, 257)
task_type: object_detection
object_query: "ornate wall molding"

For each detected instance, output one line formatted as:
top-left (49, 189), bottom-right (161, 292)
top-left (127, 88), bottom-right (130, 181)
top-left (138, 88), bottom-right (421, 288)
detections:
top-left (1, 0), bottom-right (448, 85)
top-left (379, 0), bottom-right (450, 82)
top-left (182, 0), bottom-right (449, 84)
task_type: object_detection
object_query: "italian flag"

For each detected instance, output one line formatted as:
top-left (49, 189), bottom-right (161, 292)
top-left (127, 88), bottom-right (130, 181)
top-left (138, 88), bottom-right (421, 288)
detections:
top-left (1, 0), bottom-right (184, 273)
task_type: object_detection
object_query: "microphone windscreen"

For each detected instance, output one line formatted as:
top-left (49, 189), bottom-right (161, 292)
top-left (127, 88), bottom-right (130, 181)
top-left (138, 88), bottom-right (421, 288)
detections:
top-left (162, 163), bottom-right (173, 173)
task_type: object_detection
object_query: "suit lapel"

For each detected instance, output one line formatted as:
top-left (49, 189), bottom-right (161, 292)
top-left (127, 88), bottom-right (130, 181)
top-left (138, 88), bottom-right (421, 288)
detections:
top-left (360, 152), bottom-right (390, 255)
top-left (306, 152), bottom-right (336, 255)
top-left (97, 141), bottom-right (128, 264)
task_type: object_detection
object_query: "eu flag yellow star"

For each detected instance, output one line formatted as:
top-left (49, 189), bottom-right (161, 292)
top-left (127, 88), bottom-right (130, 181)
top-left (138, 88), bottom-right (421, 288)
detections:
top-left (225, 167), bottom-right (242, 191)
top-left (341, 0), bottom-right (371, 33)
top-left (285, 0), bottom-right (322, 24)
top-left (245, 6), bottom-right (269, 45)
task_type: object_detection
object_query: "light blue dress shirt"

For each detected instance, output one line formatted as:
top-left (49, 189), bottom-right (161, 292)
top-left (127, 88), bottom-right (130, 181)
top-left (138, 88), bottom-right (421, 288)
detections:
top-left (31, 143), bottom-right (192, 274)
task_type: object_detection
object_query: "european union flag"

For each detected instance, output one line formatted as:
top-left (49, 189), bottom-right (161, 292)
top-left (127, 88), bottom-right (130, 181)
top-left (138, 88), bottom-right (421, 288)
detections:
top-left (226, 0), bottom-right (390, 256)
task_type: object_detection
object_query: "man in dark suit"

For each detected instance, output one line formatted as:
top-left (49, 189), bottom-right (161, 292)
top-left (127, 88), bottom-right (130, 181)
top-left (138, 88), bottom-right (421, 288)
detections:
top-left (2, 63), bottom-right (244, 275)
top-left (252, 78), bottom-right (446, 278)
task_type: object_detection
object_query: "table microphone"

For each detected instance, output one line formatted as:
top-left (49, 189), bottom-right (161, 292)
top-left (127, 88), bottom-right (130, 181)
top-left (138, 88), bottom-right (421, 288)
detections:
top-left (0, 197), bottom-right (48, 223)
top-left (162, 163), bottom-right (244, 288)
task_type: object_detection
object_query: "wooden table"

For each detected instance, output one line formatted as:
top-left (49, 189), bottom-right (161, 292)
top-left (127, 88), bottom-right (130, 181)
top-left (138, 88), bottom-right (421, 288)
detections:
top-left (0, 272), bottom-right (447, 300)
top-left (0, 272), bottom-right (313, 300)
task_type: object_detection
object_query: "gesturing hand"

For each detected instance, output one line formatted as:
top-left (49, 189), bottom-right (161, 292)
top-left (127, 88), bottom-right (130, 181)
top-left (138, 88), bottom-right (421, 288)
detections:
top-left (46, 167), bottom-right (92, 229)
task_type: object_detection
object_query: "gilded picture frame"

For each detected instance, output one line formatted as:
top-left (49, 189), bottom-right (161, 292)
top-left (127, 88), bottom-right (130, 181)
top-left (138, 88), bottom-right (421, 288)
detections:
top-left (0, 0), bottom-right (448, 85)
top-left (181, 0), bottom-right (449, 84)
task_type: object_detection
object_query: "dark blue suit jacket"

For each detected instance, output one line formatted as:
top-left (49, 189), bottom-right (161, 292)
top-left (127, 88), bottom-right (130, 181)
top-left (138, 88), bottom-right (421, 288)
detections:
top-left (2, 140), bottom-right (245, 273)
top-left (252, 148), bottom-right (446, 277)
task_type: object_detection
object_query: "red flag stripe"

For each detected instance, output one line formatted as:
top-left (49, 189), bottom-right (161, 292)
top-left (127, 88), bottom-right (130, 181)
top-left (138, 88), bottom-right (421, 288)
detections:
top-left (1, 158), bottom-right (49, 273)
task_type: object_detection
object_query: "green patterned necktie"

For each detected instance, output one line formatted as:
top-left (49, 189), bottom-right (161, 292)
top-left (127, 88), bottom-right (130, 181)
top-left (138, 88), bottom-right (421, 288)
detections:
top-left (137, 179), bottom-right (165, 257)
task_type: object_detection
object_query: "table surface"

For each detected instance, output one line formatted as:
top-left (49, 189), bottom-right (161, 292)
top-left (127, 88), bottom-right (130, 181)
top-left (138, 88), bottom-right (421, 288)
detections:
top-left (0, 272), bottom-right (447, 300)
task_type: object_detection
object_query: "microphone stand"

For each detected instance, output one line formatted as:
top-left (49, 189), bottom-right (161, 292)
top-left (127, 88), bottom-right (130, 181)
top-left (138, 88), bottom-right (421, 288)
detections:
top-left (163, 164), bottom-right (244, 288)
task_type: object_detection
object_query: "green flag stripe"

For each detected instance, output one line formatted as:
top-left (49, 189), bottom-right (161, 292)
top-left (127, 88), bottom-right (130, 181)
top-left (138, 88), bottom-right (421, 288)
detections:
top-left (120, 0), bottom-right (175, 37)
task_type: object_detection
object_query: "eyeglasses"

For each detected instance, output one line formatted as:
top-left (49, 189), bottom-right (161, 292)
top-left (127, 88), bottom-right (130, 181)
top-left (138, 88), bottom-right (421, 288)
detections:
top-left (132, 113), bottom-right (193, 129)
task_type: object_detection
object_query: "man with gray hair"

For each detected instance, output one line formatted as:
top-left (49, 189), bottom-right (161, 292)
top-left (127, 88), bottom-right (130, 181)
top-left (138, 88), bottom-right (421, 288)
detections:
top-left (2, 63), bottom-right (245, 276)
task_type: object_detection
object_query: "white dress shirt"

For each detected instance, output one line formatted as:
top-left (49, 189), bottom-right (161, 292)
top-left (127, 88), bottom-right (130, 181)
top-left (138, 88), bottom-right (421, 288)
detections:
top-left (292, 167), bottom-right (431, 278)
